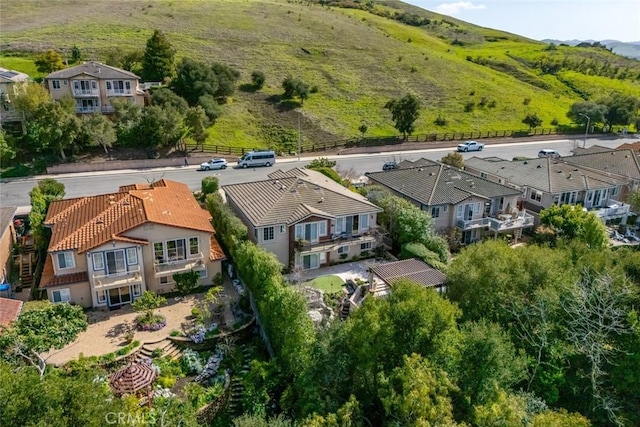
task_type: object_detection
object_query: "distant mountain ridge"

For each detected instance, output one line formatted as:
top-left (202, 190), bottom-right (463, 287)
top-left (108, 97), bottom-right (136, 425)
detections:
top-left (542, 39), bottom-right (640, 59)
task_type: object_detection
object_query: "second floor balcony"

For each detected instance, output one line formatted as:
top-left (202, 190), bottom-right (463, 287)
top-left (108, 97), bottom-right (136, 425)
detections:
top-left (93, 265), bottom-right (142, 290)
top-left (106, 89), bottom-right (133, 96)
top-left (591, 199), bottom-right (630, 220)
top-left (154, 252), bottom-right (205, 277)
top-left (457, 212), bottom-right (535, 232)
top-left (296, 228), bottom-right (382, 253)
top-left (73, 88), bottom-right (99, 97)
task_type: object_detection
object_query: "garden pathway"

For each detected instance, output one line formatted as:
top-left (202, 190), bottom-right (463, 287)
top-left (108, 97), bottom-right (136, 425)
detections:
top-left (41, 294), bottom-right (204, 366)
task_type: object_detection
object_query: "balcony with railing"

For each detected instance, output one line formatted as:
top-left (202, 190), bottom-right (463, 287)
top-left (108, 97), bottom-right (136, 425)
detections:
top-left (591, 199), bottom-right (630, 220)
top-left (106, 89), bottom-right (133, 96)
top-left (457, 212), bottom-right (535, 231)
top-left (154, 252), bottom-right (204, 277)
top-left (296, 228), bottom-right (381, 253)
top-left (73, 88), bottom-right (99, 97)
top-left (76, 105), bottom-right (100, 114)
top-left (93, 265), bottom-right (142, 290)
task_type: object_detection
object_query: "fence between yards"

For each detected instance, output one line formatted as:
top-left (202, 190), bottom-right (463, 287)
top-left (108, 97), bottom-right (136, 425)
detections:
top-left (186, 126), bottom-right (627, 156)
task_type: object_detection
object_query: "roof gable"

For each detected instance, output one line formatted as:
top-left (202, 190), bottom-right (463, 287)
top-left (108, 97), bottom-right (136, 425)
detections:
top-left (223, 168), bottom-right (381, 226)
top-left (366, 162), bottom-right (520, 206)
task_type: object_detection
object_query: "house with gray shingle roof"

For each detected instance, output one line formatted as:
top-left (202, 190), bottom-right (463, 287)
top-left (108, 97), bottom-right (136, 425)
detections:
top-left (0, 67), bottom-right (29, 124)
top-left (44, 61), bottom-right (145, 115)
top-left (222, 168), bottom-right (382, 270)
top-left (465, 155), bottom-right (631, 222)
top-left (366, 160), bottom-right (533, 244)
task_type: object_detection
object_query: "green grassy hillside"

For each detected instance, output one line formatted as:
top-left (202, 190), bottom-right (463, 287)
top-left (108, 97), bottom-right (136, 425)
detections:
top-left (1, 0), bottom-right (639, 150)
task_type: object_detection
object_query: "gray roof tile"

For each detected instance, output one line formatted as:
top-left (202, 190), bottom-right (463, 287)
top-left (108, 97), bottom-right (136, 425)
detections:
top-left (223, 168), bottom-right (381, 226)
top-left (566, 149), bottom-right (640, 180)
top-left (366, 161), bottom-right (520, 206)
top-left (45, 61), bottom-right (140, 80)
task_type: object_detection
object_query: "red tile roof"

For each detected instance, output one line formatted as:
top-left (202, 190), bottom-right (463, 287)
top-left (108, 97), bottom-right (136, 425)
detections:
top-left (45, 180), bottom-right (214, 254)
top-left (209, 235), bottom-right (227, 261)
top-left (39, 254), bottom-right (89, 289)
top-left (0, 297), bottom-right (23, 326)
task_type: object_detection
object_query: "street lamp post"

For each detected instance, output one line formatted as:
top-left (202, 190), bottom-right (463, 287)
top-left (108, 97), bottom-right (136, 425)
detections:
top-left (578, 113), bottom-right (590, 148)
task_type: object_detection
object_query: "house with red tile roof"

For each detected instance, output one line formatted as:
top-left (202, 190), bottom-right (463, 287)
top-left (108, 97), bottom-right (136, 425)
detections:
top-left (40, 180), bottom-right (226, 308)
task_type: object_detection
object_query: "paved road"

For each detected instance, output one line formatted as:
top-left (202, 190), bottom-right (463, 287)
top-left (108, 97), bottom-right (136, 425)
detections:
top-left (1, 136), bottom-right (637, 210)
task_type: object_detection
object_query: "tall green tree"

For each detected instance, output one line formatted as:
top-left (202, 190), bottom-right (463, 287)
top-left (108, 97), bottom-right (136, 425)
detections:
top-left (540, 204), bottom-right (608, 249)
top-left (384, 94), bottom-right (420, 140)
top-left (171, 58), bottom-right (218, 105)
top-left (211, 62), bottom-right (240, 98)
top-left (440, 151), bottom-right (464, 169)
top-left (112, 99), bottom-right (143, 146)
top-left (141, 29), bottom-right (176, 82)
top-left (151, 87), bottom-right (189, 111)
top-left (26, 101), bottom-right (81, 159)
top-left (185, 106), bottom-right (210, 148)
top-left (282, 77), bottom-right (310, 104)
top-left (600, 93), bottom-right (639, 129)
top-left (79, 114), bottom-right (116, 154)
top-left (34, 50), bottom-right (64, 74)
top-left (137, 105), bottom-right (186, 151)
top-left (566, 101), bottom-right (607, 125)
top-left (522, 112), bottom-right (543, 130)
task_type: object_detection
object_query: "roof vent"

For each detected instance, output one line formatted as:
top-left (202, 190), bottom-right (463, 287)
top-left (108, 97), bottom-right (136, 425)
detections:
top-left (280, 185), bottom-right (286, 190)
top-left (96, 218), bottom-right (104, 224)
top-left (445, 181), bottom-right (453, 185)
top-left (557, 170), bottom-right (562, 173)
top-left (523, 161), bottom-right (528, 165)
top-left (429, 172), bottom-right (435, 176)
top-left (611, 152), bottom-right (615, 155)
top-left (290, 188), bottom-right (296, 193)
top-left (568, 173), bottom-right (572, 179)
top-left (319, 197), bottom-right (324, 203)
top-left (418, 168), bottom-right (423, 172)
top-left (536, 165), bottom-right (542, 169)
top-left (573, 168), bottom-right (579, 171)
top-left (123, 200), bottom-right (130, 206)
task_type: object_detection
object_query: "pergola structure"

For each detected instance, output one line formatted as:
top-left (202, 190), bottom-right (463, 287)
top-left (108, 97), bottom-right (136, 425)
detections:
top-left (108, 362), bottom-right (157, 407)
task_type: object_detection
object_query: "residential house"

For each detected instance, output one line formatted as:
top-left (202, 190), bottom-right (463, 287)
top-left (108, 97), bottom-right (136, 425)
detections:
top-left (564, 149), bottom-right (640, 195)
top-left (465, 155), bottom-right (631, 222)
top-left (0, 207), bottom-right (17, 286)
top-left (0, 297), bottom-right (23, 327)
top-left (0, 67), bottom-right (29, 126)
top-left (222, 168), bottom-right (383, 270)
top-left (44, 61), bottom-right (145, 115)
top-left (366, 159), bottom-right (533, 244)
top-left (39, 180), bottom-right (226, 308)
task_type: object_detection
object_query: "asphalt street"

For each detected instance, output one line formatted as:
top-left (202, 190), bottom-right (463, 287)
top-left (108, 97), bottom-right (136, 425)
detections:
top-left (1, 136), bottom-right (637, 211)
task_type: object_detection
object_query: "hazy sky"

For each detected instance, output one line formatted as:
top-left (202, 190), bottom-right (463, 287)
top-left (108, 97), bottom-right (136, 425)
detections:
top-left (403, 0), bottom-right (640, 42)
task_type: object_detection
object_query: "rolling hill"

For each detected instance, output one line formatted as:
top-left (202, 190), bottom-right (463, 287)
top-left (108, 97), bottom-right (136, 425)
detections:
top-left (1, 0), bottom-right (639, 151)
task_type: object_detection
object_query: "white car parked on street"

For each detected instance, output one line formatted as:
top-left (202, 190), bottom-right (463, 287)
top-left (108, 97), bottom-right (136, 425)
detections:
top-left (199, 158), bottom-right (228, 171)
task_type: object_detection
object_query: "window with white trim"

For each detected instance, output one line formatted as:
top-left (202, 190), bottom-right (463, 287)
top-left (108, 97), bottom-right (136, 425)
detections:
top-left (530, 190), bottom-right (542, 203)
top-left (132, 283), bottom-right (142, 297)
top-left (337, 246), bottom-right (349, 254)
top-left (196, 268), bottom-right (207, 279)
top-left (126, 247), bottom-right (138, 265)
top-left (360, 214), bottom-right (369, 230)
top-left (52, 288), bottom-right (71, 303)
top-left (189, 237), bottom-right (199, 256)
top-left (159, 276), bottom-right (170, 286)
top-left (431, 206), bottom-right (440, 218)
top-left (280, 225), bottom-right (286, 234)
top-left (319, 221), bottom-right (327, 236)
top-left (263, 227), bottom-right (275, 241)
top-left (360, 242), bottom-right (372, 251)
top-left (295, 222), bottom-right (320, 242)
top-left (92, 253), bottom-right (104, 271)
top-left (52, 80), bottom-right (61, 90)
top-left (57, 252), bottom-right (75, 270)
top-left (456, 205), bottom-right (463, 219)
top-left (96, 291), bottom-right (107, 304)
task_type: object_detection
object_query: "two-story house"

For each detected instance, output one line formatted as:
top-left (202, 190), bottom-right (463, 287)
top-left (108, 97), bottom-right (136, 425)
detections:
top-left (465, 156), bottom-right (630, 223)
top-left (44, 61), bottom-right (145, 115)
top-left (222, 168), bottom-right (382, 270)
top-left (39, 180), bottom-right (226, 308)
top-left (0, 67), bottom-right (29, 126)
top-left (366, 159), bottom-right (533, 244)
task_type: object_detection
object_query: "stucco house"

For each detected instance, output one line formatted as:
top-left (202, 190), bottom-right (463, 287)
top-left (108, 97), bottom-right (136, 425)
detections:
top-left (222, 168), bottom-right (383, 270)
top-left (366, 159), bottom-right (533, 244)
top-left (465, 155), bottom-right (632, 223)
top-left (0, 67), bottom-right (29, 126)
top-left (44, 61), bottom-right (145, 114)
top-left (0, 207), bottom-right (17, 287)
top-left (39, 180), bottom-right (226, 308)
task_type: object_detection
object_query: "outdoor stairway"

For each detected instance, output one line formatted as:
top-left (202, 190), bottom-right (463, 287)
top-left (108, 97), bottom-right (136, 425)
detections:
top-left (19, 253), bottom-right (34, 291)
top-left (136, 339), bottom-right (182, 363)
top-left (339, 298), bottom-right (351, 320)
top-left (227, 344), bottom-right (253, 417)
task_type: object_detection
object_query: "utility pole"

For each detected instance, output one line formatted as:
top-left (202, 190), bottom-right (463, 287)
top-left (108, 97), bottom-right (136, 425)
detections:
top-left (297, 112), bottom-right (301, 162)
top-left (578, 113), bottom-right (590, 149)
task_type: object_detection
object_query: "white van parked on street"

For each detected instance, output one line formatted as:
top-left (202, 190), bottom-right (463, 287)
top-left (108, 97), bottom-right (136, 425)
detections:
top-left (237, 150), bottom-right (276, 168)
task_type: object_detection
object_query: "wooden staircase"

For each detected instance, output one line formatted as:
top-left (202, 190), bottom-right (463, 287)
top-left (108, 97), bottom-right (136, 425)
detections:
top-left (19, 252), bottom-right (34, 291)
top-left (227, 344), bottom-right (252, 417)
top-left (339, 298), bottom-right (351, 320)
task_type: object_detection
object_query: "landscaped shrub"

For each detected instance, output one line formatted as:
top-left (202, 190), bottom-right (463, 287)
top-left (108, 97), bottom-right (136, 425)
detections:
top-left (464, 101), bottom-right (475, 112)
top-left (181, 349), bottom-right (204, 375)
top-left (189, 325), bottom-right (206, 344)
top-left (137, 315), bottom-right (167, 331)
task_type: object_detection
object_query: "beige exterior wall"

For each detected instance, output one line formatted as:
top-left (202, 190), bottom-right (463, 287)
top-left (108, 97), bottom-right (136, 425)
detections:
top-left (46, 282), bottom-right (92, 308)
top-left (51, 249), bottom-right (88, 276)
top-left (46, 74), bottom-right (144, 113)
top-left (255, 223), bottom-right (289, 267)
top-left (0, 223), bottom-right (15, 283)
top-left (125, 223), bottom-right (219, 295)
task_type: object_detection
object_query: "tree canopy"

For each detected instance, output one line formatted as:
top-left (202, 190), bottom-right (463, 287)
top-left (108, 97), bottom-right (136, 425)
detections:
top-left (384, 94), bottom-right (420, 139)
top-left (141, 29), bottom-right (176, 82)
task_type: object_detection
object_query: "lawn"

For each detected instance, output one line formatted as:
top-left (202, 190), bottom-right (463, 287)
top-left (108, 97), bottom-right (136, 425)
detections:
top-left (309, 275), bottom-right (346, 294)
